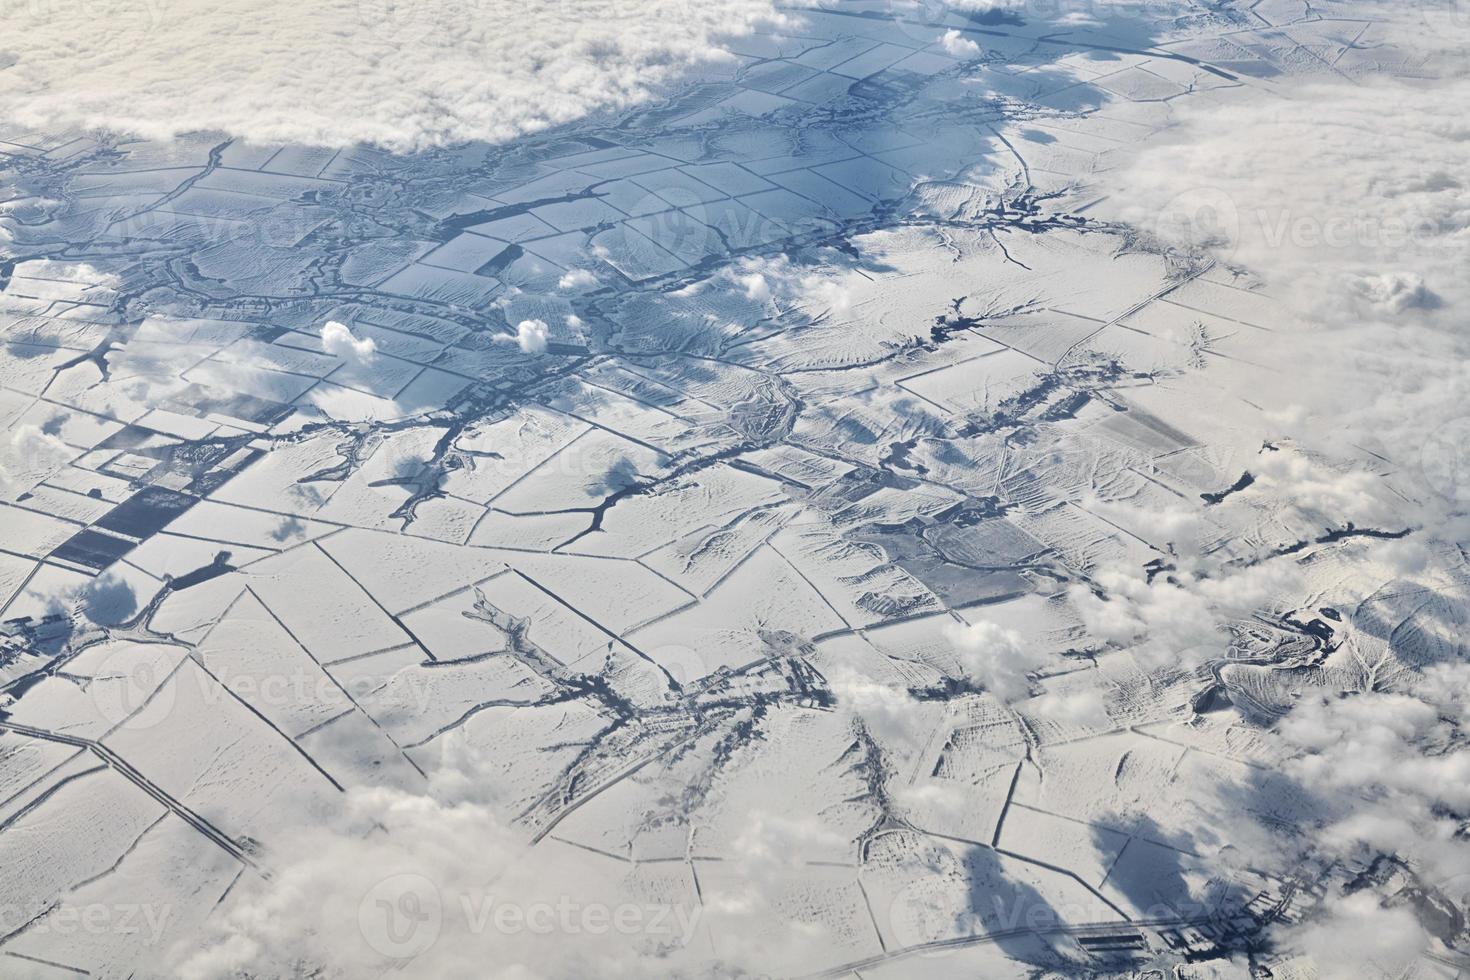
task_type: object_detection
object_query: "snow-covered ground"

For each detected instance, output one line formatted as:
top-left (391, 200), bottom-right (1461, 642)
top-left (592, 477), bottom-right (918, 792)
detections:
top-left (1, 0), bottom-right (1468, 976)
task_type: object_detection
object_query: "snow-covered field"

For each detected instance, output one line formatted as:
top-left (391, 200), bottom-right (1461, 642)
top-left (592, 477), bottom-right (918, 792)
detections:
top-left (1, 0), bottom-right (1469, 976)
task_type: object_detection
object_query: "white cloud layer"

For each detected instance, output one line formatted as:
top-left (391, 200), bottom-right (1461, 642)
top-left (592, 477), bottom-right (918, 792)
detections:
top-left (0, 0), bottom-right (779, 150)
top-left (1100, 66), bottom-right (1470, 972)
top-left (1102, 76), bottom-right (1470, 545)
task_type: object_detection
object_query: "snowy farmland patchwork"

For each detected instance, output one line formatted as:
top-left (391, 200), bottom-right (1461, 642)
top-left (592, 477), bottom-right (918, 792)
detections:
top-left (2, 0), bottom-right (1470, 977)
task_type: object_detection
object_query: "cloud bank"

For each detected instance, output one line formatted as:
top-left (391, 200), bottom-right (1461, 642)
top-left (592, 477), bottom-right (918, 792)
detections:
top-left (0, 0), bottom-right (779, 150)
top-left (1086, 73), bottom-right (1470, 690)
top-left (1101, 63), bottom-right (1470, 973)
top-left (1102, 76), bottom-right (1470, 545)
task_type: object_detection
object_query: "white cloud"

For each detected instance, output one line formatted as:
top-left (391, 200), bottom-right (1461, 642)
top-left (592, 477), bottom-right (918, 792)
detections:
top-left (169, 710), bottom-right (896, 980)
top-left (320, 320), bottom-right (377, 363)
top-left (938, 29), bottom-right (980, 58)
top-left (0, 423), bottom-right (73, 494)
top-left (730, 255), bottom-right (858, 318)
top-left (0, 0), bottom-right (781, 150)
top-left (515, 319), bottom-right (549, 354)
top-left (1246, 657), bottom-right (1470, 977)
top-left (170, 785), bottom-right (704, 979)
top-left (1347, 271), bottom-right (1433, 315)
top-left (1099, 74), bottom-right (1470, 544)
top-left (1248, 447), bottom-right (1400, 529)
top-left (557, 269), bottom-right (598, 291)
top-left (1030, 688), bottom-right (1109, 729)
top-left (12, 258), bottom-right (119, 289)
top-left (1290, 890), bottom-right (1430, 980)
top-left (826, 667), bottom-right (926, 750)
top-left (943, 619), bottom-right (1042, 701)
top-left (1278, 663), bottom-right (1470, 856)
top-left (739, 272), bottom-right (771, 303)
top-left (11, 423), bottom-right (71, 467)
top-left (1067, 561), bottom-right (1299, 669)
